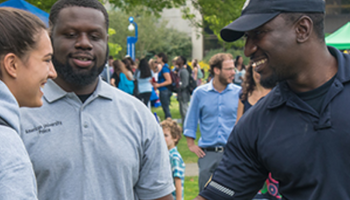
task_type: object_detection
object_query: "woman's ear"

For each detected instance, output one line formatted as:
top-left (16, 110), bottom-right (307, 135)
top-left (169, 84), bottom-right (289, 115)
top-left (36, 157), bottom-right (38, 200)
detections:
top-left (2, 53), bottom-right (19, 78)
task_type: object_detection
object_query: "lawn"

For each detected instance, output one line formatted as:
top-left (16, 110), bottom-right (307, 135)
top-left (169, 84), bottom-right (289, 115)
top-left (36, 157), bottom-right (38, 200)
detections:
top-left (151, 96), bottom-right (200, 200)
top-left (151, 95), bottom-right (200, 163)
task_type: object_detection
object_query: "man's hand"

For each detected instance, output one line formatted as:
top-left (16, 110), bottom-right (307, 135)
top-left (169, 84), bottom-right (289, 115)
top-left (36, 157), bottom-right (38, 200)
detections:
top-left (186, 137), bottom-right (205, 158)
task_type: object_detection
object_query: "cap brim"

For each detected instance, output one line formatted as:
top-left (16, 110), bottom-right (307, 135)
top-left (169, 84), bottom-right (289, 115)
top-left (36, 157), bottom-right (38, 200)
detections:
top-left (220, 12), bottom-right (280, 42)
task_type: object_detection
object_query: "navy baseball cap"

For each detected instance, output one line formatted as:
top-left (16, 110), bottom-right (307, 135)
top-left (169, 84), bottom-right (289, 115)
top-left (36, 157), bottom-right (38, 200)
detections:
top-left (220, 0), bottom-right (325, 42)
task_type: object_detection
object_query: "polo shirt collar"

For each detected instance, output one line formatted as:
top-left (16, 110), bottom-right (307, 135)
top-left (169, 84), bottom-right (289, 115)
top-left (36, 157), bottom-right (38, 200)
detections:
top-left (268, 46), bottom-right (350, 109)
top-left (44, 77), bottom-right (113, 103)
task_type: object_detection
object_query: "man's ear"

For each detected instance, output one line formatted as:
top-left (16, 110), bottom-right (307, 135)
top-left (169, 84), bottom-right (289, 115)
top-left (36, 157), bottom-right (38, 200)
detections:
top-left (213, 67), bottom-right (221, 75)
top-left (295, 15), bottom-right (313, 43)
top-left (2, 53), bottom-right (19, 78)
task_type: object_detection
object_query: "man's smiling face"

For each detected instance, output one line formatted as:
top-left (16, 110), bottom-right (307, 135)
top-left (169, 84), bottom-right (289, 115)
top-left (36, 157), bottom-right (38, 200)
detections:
top-left (244, 14), bottom-right (300, 88)
top-left (51, 6), bottom-right (108, 86)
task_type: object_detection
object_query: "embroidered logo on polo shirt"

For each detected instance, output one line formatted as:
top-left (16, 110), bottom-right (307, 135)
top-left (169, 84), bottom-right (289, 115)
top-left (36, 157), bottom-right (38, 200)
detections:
top-left (25, 121), bottom-right (63, 134)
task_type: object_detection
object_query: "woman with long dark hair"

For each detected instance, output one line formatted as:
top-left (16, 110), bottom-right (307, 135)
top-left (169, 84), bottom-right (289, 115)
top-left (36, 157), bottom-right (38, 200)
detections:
top-left (135, 58), bottom-right (153, 105)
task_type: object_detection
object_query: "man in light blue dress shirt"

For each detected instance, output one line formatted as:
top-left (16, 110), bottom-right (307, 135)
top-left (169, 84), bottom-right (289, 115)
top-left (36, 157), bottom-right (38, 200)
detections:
top-left (184, 53), bottom-right (241, 191)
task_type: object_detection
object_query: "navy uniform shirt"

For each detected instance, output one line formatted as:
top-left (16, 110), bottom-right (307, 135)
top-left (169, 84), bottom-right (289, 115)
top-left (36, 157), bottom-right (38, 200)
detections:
top-left (200, 47), bottom-right (350, 200)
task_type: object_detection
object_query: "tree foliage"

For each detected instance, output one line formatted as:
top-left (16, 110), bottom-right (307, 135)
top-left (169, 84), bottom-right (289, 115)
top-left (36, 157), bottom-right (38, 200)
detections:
top-left (182, 0), bottom-right (245, 48)
top-left (108, 7), bottom-right (192, 60)
top-left (0, 0), bottom-right (186, 14)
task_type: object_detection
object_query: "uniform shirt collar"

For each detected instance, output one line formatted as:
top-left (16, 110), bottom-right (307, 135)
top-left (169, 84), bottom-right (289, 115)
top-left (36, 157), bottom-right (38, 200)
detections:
top-left (44, 77), bottom-right (113, 103)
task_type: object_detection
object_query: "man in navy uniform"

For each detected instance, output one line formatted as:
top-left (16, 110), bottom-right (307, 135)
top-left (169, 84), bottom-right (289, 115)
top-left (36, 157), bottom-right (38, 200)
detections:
top-left (194, 0), bottom-right (350, 199)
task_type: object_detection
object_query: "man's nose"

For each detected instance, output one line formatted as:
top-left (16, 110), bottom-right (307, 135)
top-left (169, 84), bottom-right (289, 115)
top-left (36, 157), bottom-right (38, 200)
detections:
top-left (244, 37), bottom-right (257, 58)
top-left (75, 33), bottom-right (92, 50)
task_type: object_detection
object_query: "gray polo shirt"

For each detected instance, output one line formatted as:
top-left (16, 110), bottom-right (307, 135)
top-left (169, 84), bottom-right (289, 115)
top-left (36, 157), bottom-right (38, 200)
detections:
top-left (19, 79), bottom-right (174, 200)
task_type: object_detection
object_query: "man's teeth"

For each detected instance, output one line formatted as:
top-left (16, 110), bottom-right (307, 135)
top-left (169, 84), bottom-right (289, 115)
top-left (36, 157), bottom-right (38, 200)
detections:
top-left (77, 58), bottom-right (89, 61)
top-left (254, 58), bottom-right (267, 66)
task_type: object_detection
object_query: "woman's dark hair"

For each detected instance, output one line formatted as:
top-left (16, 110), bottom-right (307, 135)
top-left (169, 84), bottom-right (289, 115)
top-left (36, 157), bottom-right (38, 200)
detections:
top-left (234, 55), bottom-right (245, 70)
top-left (240, 63), bottom-right (255, 101)
top-left (157, 52), bottom-right (168, 63)
top-left (138, 58), bottom-right (151, 78)
top-left (112, 60), bottom-right (124, 74)
top-left (0, 7), bottom-right (47, 77)
top-left (192, 59), bottom-right (198, 68)
top-left (178, 56), bottom-right (187, 67)
top-left (122, 58), bottom-right (133, 74)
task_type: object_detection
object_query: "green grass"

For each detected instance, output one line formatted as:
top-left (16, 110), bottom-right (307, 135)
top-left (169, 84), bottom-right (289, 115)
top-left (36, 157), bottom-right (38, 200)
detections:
top-left (184, 176), bottom-right (199, 200)
top-left (151, 95), bottom-right (200, 163)
top-left (151, 96), bottom-right (200, 199)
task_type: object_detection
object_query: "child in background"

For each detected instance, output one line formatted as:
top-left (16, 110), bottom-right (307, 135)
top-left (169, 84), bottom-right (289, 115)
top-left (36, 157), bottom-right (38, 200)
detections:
top-left (161, 119), bottom-right (185, 200)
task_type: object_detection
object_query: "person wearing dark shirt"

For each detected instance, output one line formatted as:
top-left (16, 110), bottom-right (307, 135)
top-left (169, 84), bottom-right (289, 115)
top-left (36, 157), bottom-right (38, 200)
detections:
top-left (194, 0), bottom-right (350, 199)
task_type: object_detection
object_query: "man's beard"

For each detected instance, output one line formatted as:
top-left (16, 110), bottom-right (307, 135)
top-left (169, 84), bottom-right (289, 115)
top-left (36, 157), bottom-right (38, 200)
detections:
top-left (52, 54), bottom-right (107, 87)
top-left (218, 73), bottom-right (231, 86)
top-left (259, 71), bottom-right (279, 89)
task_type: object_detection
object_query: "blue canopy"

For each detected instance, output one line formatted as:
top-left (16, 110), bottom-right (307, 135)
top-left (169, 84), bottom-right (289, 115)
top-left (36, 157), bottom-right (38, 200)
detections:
top-left (0, 0), bottom-right (49, 26)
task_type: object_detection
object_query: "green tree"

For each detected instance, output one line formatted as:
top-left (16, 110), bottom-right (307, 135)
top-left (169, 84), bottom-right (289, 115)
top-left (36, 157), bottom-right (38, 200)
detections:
top-left (0, 0), bottom-right (186, 14)
top-left (108, 8), bottom-right (191, 60)
top-left (182, 0), bottom-right (245, 48)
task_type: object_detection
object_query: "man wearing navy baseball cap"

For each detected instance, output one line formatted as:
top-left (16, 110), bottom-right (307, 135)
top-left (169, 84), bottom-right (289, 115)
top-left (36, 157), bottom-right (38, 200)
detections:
top-left (193, 0), bottom-right (350, 199)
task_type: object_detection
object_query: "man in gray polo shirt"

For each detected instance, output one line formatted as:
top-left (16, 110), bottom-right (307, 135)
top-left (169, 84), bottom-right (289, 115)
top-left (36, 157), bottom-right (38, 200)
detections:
top-left (19, 0), bottom-right (174, 199)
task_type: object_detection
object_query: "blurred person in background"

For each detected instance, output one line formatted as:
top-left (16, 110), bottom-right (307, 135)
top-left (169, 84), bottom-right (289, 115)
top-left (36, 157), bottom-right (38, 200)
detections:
top-left (192, 59), bottom-right (204, 86)
top-left (184, 53), bottom-right (241, 192)
top-left (236, 62), bottom-right (273, 121)
top-left (176, 56), bottom-right (191, 125)
top-left (135, 58), bottom-right (153, 105)
top-left (152, 52), bottom-right (172, 119)
top-left (233, 55), bottom-right (246, 86)
top-left (100, 55), bottom-right (114, 82)
top-left (111, 60), bottom-right (134, 95)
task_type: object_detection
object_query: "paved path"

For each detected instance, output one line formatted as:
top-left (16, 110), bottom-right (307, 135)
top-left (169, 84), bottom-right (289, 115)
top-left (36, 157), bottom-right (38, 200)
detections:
top-left (185, 163), bottom-right (198, 177)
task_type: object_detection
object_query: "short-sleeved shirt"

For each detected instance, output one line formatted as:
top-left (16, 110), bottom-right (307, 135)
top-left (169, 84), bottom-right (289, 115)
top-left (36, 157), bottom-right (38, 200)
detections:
top-left (169, 147), bottom-right (185, 200)
top-left (158, 63), bottom-right (171, 91)
top-left (200, 47), bottom-right (350, 200)
top-left (19, 78), bottom-right (174, 200)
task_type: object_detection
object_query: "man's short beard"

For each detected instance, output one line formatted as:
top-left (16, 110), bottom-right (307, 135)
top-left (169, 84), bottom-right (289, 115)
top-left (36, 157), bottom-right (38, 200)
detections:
top-left (218, 73), bottom-right (231, 86)
top-left (260, 73), bottom-right (279, 89)
top-left (52, 55), bottom-right (106, 87)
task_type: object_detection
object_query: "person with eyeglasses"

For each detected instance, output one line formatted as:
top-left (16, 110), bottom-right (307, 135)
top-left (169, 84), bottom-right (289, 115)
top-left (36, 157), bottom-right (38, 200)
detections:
top-left (183, 53), bottom-right (241, 192)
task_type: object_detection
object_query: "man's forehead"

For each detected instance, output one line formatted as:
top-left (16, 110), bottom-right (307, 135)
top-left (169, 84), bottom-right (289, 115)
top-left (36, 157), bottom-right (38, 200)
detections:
top-left (223, 59), bottom-right (234, 63)
top-left (56, 6), bottom-right (106, 28)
